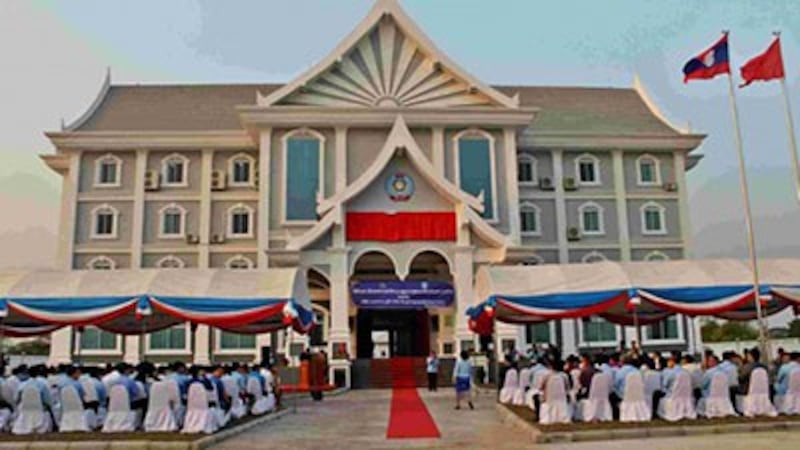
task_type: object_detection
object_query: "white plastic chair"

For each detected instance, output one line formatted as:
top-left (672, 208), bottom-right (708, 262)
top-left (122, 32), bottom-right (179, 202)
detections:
top-left (776, 369), bottom-right (800, 415)
top-left (620, 372), bottom-right (650, 422)
top-left (697, 371), bottom-right (736, 418)
top-left (513, 368), bottom-right (531, 406)
top-left (164, 379), bottom-right (185, 427)
top-left (741, 368), bottom-right (777, 417)
top-left (144, 381), bottom-right (178, 432)
top-left (525, 370), bottom-right (549, 411)
top-left (208, 383), bottom-right (230, 428)
top-left (102, 385), bottom-right (138, 432)
top-left (79, 378), bottom-right (106, 429)
top-left (223, 377), bottom-right (247, 420)
top-left (499, 368), bottom-right (518, 404)
top-left (643, 371), bottom-right (661, 411)
top-left (0, 380), bottom-right (15, 432)
top-left (575, 373), bottom-right (612, 422)
top-left (247, 377), bottom-right (274, 416)
top-left (657, 371), bottom-right (697, 422)
top-left (181, 384), bottom-right (218, 434)
top-left (539, 374), bottom-right (571, 424)
top-left (12, 385), bottom-right (52, 435)
top-left (59, 385), bottom-right (94, 432)
top-left (568, 368), bottom-right (581, 403)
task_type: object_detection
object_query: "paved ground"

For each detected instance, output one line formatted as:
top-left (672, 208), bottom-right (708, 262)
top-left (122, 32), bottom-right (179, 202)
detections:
top-left (211, 389), bottom-right (800, 449)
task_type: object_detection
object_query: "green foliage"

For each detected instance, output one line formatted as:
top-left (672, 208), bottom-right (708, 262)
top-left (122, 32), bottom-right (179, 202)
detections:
top-left (701, 320), bottom-right (759, 342)
top-left (6, 339), bottom-right (50, 355)
top-left (789, 319), bottom-right (800, 338)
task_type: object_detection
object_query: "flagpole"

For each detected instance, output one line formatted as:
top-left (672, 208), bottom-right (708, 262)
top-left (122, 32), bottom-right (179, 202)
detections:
top-left (725, 70), bottom-right (768, 358)
top-left (779, 77), bottom-right (800, 202)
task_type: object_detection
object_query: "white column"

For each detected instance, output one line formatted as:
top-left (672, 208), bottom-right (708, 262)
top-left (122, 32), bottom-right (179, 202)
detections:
top-left (432, 127), bottom-right (445, 175)
top-left (258, 130), bottom-right (272, 269)
top-left (454, 246), bottom-right (475, 353)
top-left (503, 128), bottom-right (521, 245)
top-left (198, 149), bottom-right (213, 268)
top-left (553, 149), bottom-right (575, 356)
top-left (194, 325), bottom-right (211, 365)
top-left (327, 246), bottom-right (351, 387)
top-left (123, 335), bottom-right (141, 364)
top-left (130, 149), bottom-right (148, 268)
top-left (612, 149), bottom-right (631, 261)
top-left (335, 127), bottom-right (348, 193)
top-left (674, 151), bottom-right (693, 258)
top-left (52, 150), bottom-right (80, 364)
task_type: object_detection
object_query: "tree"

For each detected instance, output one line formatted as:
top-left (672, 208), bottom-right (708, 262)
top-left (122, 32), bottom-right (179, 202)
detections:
top-left (7, 339), bottom-right (50, 355)
top-left (701, 320), bottom-right (759, 342)
top-left (789, 319), bottom-right (800, 338)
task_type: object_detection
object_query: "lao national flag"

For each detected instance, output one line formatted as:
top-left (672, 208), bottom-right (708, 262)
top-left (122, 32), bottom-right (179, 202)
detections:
top-left (740, 37), bottom-right (785, 87)
top-left (683, 34), bottom-right (730, 82)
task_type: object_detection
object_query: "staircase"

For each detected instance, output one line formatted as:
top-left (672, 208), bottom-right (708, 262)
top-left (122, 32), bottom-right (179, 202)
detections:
top-left (368, 357), bottom-right (428, 388)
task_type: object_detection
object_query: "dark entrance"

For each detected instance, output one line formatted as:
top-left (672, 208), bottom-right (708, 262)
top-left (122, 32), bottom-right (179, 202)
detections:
top-left (356, 309), bottom-right (430, 358)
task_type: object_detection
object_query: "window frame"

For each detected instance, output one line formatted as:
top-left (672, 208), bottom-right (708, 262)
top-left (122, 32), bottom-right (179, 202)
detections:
top-left (228, 153), bottom-right (256, 187)
top-left (214, 329), bottom-right (257, 354)
top-left (577, 316), bottom-right (620, 348)
top-left (226, 254), bottom-right (255, 270)
top-left (578, 201), bottom-right (605, 236)
top-left (145, 324), bottom-right (191, 355)
top-left (525, 321), bottom-right (556, 345)
top-left (517, 153), bottom-right (538, 186)
top-left (575, 153), bottom-right (601, 186)
top-left (581, 251), bottom-right (608, 264)
top-left (453, 128), bottom-right (499, 223)
top-left (86, 255), bottom-right (116, 271)
top-left (641, 201), bottom-right (667, 235)
top-left (158, 203), bottom-right (187, 239)
top-left (161, 153), bottom-right (190, 188)
top-left (227, 203), bottom-right (255, 239)
top-left (644, 250), bottom-right (670, 262)
top-left (519, 201), bottom-right (542, 236)
top-left (642, 315), bottom-right (685, 345)
top-left (156, 255), bottom-right (186, 269)
top-left (90, 204), bottom-right (119, 240)
top-left (93, 154), bottom-right (123, 188)
top-left (635, 154), bottom-right (662, 187)
top-left (76, 326), bottom-right (122, 356)
top-left (281, 128), bottom-right (326, 226)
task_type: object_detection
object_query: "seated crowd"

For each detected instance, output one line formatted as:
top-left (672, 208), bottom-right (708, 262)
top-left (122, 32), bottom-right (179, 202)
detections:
top-left (0, 361), bottom-right (280, 435)
top-left (498, 343), bottom-right (800, 425)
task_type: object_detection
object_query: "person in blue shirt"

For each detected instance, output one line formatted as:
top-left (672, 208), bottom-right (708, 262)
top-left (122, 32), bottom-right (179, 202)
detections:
top-left (426, 351), bottom-right (440, 392)
top-left (701, 354), bottom-right (723, 398)
top-left (718, 351), bottom-right (740, 411)
top-left (452, 350), bottom-right (474, 410)
top-left (16, 365), bottom-right (53, 411)
top-left (167, 362), bottom-right (190, 398)
top-left (613, 355), bottom-right (639, 399)
top-left (775, 352), bottom-right (800, 397)
top-left (63, 366), bottom-right (86, 402)
top-left (232, 364), bottom-right (249, 391)
top-left (208, 366), bottom-right (230, 411)
top-left (248, 365), bottom-right (266, 393)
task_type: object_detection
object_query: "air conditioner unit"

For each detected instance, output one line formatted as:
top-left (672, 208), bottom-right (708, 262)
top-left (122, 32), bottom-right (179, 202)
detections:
top-left (538, 177), bottom-right (555, 191)
top-left (144, 170), bottom-right (160, 191)
top-left (567, 227), bottom-right (581, 241)
top-left (211, 234), bottom-right (226, 244)
top-left (663, 182), bottom-right (678, 192)
top-left (185, 234), bottom-right (200, 245)
top-left (211, 170), bottom-right (227, 191)
top-left (563, 177), bottom-right (578, 191)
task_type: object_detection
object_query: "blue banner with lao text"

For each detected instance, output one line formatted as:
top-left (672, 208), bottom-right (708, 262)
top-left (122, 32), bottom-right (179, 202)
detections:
top-left (351, 281), bottom-right (455, 309)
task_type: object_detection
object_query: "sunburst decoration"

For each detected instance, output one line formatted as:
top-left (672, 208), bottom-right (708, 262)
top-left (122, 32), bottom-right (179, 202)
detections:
top-left (281, 16), bottom-right (494, 108)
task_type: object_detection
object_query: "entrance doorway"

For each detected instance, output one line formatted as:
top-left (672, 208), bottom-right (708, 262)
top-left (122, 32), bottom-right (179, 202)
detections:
top-left (356, 309), bottom-right (430, 358)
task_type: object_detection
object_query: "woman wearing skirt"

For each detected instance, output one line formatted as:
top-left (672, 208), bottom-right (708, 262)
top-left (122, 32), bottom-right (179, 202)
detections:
top-left (453, 350), bottom-right (474, 410)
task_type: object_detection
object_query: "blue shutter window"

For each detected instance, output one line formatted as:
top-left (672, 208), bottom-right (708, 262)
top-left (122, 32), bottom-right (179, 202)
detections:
top-left (458, 137), bottom-right (494, 220)
top-left (286, 137), bottom-right (321, 221)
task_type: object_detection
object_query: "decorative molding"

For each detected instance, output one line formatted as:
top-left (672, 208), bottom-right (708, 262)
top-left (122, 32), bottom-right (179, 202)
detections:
top-left (635, 153), bottom-right (662, 186)
top-left (227, 203), bottom-right (255, 239)
top-left (156, 254), bottom-right (186, 269)
top-left (86, 255), bottom-right (116, 270)
top-left (281, 128), bottom-right (326, 226)
top-left (574, 153), bottom-right (601, 186)
top-left (45, 131), bottom-right (256, 150)
top-left (520, 133), bottom-right (705, 151)
top-left (227, 152), bottom-right (256, 187)
top-left (453, 128), bottom-right (498, 222)
top-left (640, 201), bottom-right (668, 235)
top-left (225, 254), bottom-right (255, 270)
top-left (158, 202), bottom-right (188, 239)
top-left (89, 203), bottom-right (120, 240)
top-left (578, 201), bottom-right (605, 236)
top-left (63, 67), bottom-right (111, 132)
top-left (519, 201), bottom-right (542, 237)
top-left (517, 153), bottom-right (538, 186)
top-left (93, 154), bottom-right (123, 188)
top-left (161, 153), bottom-right (190, 188)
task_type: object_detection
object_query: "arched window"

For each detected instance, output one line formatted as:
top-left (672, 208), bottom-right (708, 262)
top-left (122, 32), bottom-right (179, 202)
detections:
top-left (519, 202), bottom-right (541, 236)
top-left (227, 203), bottom-right (254, 239)
top-left (581, 251), bottom-right (607, 264)
top-left (283, 128), bottom-right (324, 223)
top-left (520, 255), bottom-right (545, 266)
top-left (578, 202), bottom-right (605, 235)
top-left (161, 153), bottom-right (189, 187)
top-left (226, 255), bottom-right (254, 270)
top-left (94, 154), bottom-right (122, 187)
top-left (517, 154), bottom-right (538, 185)
top-left (644, 251), bottom-right (670, 262)
top-left (575, 153), bottom-right (601, 186)
top-left (90, 204), bottom-right (119, 239)
top-left (636, 154), bottom-right (661, 186)
top-left (228, 153), bottom-right (256, 186)
top-left (641, 201), bottom-right (667, 235)
top-left (159, 203), bottom-right (187, 239)
top-left (157, 255), bottom-right (185, 269)
top-left (87, 255), bottom-right (116, 270)
top-left (455, 129), bottom-right (497, 221)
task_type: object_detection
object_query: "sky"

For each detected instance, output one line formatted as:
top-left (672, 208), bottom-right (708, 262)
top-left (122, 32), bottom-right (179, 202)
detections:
top-left (1, 0), bottom-right (800, 279)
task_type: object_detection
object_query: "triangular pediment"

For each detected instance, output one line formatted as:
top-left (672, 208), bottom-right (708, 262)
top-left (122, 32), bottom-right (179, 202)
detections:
top-left (260, 0), bottom-right (518, 109)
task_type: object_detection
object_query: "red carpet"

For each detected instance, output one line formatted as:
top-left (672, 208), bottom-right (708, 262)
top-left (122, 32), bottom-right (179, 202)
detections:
top-left (386, 358), bottom-right (441, 439)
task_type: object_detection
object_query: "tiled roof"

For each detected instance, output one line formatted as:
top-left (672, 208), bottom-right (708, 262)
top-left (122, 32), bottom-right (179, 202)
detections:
top-left (72, 83), bottom-right (681, 136)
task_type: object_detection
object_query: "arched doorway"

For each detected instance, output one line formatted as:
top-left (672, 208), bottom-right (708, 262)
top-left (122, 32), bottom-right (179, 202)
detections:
top-left (407, 251), bottom-right (453, 358)
top-left (307, 268), bottom-right (330, 350)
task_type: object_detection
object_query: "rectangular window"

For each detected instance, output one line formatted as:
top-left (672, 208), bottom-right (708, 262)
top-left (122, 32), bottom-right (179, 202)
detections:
top-left (309, 311), bottom-right (326, 346)
top-left (526, 323), bottom-right (551, 344)
top-left (285, 138), bottom-right (320, 221)
top-left (162, 213), bottom-right (182, 235)
top-left (166, 162), bottom-right (184, 184)
top-left (582, 317), bottom-right (617, 343)
top-left (579, 161), bottom-right (596, 183)
top-left (646, 317), bottom-right (679, 340)
top-left (518, 161), bottom-right (534, 183)
top-left (96, 213), bottom-right (114, 236)
top-left (149, 326), bottom-right (186, 351)
top-left (219, 332), bottom-right (256, 350)
top-left (521, 211), bottom-right (538, 233)
top-left (233, 160), bottom-right (250, 184)
top-left (583, 210), bottom-right (600, 232)
top-left (80, 327), bottom-right (117, 350)
top-left (458, 139), bottom-right (494, 219)
top-left (99, 162), bottom-right (118, 184)
top-left (640, 162), bottom-right (655, 183)
top-left (232, 212), bottom-right (250, 235)
top-left (645, 210), bottom-right (662, 232)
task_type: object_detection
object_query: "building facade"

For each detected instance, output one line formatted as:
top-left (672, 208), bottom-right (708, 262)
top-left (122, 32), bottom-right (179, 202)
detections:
top-left (43, 0), bottom-right (705, 385)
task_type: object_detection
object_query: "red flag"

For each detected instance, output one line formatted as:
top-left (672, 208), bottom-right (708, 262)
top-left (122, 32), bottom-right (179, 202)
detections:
top-left (740, 37), bottom-right (785, 87)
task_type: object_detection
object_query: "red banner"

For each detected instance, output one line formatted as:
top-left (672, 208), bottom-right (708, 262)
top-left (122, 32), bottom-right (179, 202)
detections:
top-left (346, 212), bottom-right (456, 242)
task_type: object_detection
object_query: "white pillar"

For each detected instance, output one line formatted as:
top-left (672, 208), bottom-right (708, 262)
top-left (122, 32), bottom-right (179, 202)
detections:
top-left (123, 335), bottom-right (142, 364)
top-left (194, 325), bottom-right (211, 365)
top-left (130, 149), bottom-right (148, 268)
top-left (327, 246), bottom-right (351, 387)
top-left (503, 128), bottom-right (521, 245)
top-left (198, 149), bottom-right (213, 268)
top-left (257, 129), bottom-right (272, 269)
top-left (612, 149), bottom-right (631, 261)
top-left (674, 151), bottom-right (693, 258)
top-left (432, 127), bottom-right (445, 175)
top-left (335, 127), bottom-right (348, 193)
top-left (49, 328), bottom-right (72, 365)
top-left (454, 246), bottom-right (475, 353)
top-left (553, 150), bottom-right (569, 263)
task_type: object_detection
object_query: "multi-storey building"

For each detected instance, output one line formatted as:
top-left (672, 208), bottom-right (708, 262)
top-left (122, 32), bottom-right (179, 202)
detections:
top-left (42, 0), bottom-right (705, 385)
